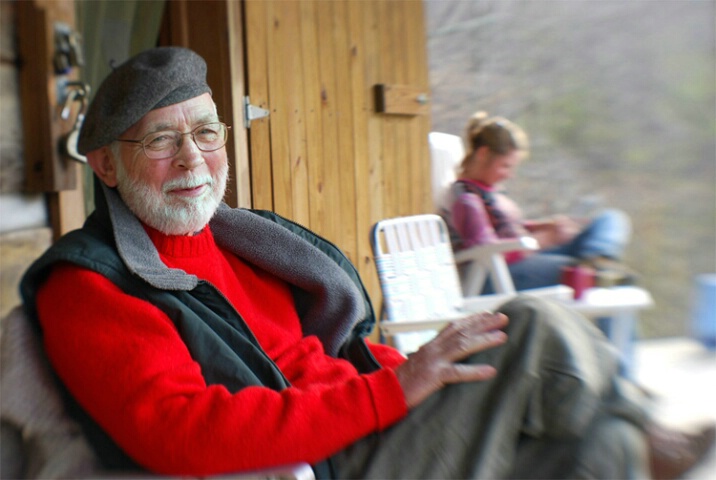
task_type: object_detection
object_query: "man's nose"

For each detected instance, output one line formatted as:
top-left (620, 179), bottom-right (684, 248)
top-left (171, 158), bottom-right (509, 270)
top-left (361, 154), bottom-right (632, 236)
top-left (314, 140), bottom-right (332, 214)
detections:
top-left (172, 135), bottom-right (205, 170)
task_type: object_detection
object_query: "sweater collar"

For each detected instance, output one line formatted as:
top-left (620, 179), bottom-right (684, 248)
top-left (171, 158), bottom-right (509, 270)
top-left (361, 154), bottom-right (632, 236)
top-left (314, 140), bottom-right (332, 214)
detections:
top-left (143, 224), bottom-right (215, 259)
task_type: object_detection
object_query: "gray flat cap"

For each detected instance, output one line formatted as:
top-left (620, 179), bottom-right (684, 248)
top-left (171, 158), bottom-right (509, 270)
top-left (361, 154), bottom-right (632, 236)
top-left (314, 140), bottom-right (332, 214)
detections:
top-left (78, 47), bottom-right (212, 154)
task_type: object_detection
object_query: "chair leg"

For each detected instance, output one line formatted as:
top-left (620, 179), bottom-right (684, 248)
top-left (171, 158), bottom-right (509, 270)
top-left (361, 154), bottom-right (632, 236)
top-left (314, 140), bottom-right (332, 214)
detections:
top-left (596, 312), bottom-right (638, 379)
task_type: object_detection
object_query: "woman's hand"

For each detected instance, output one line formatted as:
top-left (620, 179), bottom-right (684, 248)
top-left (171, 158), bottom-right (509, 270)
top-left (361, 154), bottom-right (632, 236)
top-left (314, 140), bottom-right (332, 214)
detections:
top-left (525, 215), bottom-right (581, 249)
top-left (394, 312), bottom-right (508, 409)
top-left (551, 215), bottom-right (581, 244)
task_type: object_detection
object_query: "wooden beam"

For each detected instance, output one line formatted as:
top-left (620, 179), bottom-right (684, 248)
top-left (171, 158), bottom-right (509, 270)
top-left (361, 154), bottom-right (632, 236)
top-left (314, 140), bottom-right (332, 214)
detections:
top-left (374, 83), bottom-right (430, 116)
top-left (17, 0), bottom-right (86, 241)
top-left (17, 0), bottom-right (79, 193)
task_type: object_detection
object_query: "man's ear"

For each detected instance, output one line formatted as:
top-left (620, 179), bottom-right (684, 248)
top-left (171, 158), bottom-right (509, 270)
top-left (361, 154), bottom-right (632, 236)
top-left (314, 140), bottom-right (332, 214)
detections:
top-left (86, 146), bottom-right (118, 187)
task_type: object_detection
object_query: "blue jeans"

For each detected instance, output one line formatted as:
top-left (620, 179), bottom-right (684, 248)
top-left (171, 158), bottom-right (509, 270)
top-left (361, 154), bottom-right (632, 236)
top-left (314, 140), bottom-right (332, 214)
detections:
top-left (542, 208), bottom-right (632, 261)
top-left (486, 209), bottom-right (632, 293)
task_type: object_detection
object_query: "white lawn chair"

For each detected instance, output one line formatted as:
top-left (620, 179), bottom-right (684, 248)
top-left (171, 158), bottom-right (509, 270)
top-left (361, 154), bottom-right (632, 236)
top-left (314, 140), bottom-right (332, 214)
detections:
top-left (429, 131), bottom-right (462, 210)
top-left (370, 214), bottom-right (571, 353)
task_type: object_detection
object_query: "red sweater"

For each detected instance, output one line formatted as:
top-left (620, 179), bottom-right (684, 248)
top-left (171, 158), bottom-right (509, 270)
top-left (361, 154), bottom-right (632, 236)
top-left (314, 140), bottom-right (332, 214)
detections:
top-left (36, 226), bottom-right (407, 476)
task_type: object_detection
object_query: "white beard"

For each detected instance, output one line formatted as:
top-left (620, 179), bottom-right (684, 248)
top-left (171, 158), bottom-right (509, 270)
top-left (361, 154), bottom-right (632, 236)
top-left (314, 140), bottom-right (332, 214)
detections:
top-left (115, 160), bottom-right (228, 236)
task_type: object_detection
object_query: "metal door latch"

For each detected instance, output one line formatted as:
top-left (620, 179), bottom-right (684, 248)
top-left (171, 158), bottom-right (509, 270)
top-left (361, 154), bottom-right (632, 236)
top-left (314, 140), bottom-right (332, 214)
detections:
top-left (244, 96), bottom-right (270, 128)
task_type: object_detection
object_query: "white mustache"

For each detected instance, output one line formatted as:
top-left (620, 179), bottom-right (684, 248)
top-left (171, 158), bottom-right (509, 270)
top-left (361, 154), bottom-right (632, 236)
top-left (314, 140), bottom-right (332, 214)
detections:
top-left (163, 175), bottom-right (213, 193)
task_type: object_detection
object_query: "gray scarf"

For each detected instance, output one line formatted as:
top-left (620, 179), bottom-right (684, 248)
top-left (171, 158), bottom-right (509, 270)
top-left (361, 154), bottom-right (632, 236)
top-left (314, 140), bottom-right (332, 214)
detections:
top-left (102, 183), bottom-right (366, 356)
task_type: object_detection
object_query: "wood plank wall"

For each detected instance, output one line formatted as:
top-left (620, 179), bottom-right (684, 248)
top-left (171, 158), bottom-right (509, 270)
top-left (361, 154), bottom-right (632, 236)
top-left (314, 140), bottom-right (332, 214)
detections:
top-left (245, 0), bottom-right (433, 311)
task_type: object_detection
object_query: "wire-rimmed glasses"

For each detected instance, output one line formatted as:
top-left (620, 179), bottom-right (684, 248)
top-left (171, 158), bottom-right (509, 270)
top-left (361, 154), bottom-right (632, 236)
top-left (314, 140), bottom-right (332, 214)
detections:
top-left (115, 122), bottom-right (230, 159)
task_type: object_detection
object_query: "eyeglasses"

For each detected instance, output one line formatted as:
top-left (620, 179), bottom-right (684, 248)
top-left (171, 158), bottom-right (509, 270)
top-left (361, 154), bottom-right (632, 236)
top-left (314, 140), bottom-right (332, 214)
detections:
top-left (115, 122), bottom-right (230, 159)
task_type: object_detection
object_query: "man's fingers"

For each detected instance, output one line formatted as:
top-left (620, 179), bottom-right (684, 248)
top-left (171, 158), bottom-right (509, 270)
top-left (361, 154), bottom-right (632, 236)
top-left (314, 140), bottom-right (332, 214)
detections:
top-left (447, 312), bottom-right (508, 336)
top-left (447, 330), bottom-right (508, 361)
top-left (430, 312), bottom-right (508, 361)
top-left (443, 363), bottom-right (498, 384)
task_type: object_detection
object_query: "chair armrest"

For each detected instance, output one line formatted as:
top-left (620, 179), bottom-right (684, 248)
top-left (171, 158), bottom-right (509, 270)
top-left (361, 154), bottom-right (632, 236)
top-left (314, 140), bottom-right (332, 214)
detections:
top-left (380, 317), bottom-right (466, 335)
top-left (213, 462), bottom-right (315, 480)
top-left (96, 463), bottom-right (315, 480)
top-left (380, 293), bottom-right (523, 336)
top-left (520, 285), bottom-right (575, 302)
top-left (453, 237), bottom-right (540, 296)
top-left (461, 292), bottom-right (524, 312)
top-left (453, 236), bottom-right (538, 264)
top-left (462, 286), bottom-right (573, 312)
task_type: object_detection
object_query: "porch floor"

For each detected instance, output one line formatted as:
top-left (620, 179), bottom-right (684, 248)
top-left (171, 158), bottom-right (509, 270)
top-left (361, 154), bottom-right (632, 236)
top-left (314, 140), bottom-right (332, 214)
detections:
top-left (634, 337), bottom-right (716, 479)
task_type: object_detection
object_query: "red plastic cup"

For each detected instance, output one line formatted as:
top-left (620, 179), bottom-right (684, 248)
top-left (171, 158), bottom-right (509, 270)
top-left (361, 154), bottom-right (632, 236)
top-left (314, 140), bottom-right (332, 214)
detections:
top-left (561, 265), bottom-right (595, 300)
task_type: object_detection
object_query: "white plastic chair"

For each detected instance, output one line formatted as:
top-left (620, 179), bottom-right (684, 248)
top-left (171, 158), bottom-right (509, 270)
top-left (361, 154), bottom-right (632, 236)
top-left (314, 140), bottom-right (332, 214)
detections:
top-left (370, 214), bottom-right (572, 353)
top-left (428, 131), bottom-right (463, 210)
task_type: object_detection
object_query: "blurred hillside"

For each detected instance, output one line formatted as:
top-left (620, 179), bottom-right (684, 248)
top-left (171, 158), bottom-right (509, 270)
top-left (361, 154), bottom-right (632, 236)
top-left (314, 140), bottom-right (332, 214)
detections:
top-left (425, 0), bottom-right (716, 338)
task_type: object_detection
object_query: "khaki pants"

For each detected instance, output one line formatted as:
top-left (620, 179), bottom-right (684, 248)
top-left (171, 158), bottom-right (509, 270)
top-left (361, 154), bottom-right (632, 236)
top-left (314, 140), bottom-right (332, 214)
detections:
top-left (331, 296), bottom-right (650, 479)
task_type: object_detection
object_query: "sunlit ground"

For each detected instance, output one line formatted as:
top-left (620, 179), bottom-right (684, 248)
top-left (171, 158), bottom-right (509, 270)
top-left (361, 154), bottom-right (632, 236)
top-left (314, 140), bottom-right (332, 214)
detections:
top-left (634, 338), bottom-right (716, 479)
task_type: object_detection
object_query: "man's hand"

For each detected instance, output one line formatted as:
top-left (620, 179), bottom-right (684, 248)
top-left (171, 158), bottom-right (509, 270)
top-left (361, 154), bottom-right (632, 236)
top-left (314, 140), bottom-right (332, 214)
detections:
top-left (394, 312), bottom-right (509, 409)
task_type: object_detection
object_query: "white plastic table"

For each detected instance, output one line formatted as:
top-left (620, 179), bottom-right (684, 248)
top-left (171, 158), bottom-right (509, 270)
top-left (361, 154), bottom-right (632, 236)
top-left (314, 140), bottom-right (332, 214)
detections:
top-left (559, 286), bottom-right (654, 377)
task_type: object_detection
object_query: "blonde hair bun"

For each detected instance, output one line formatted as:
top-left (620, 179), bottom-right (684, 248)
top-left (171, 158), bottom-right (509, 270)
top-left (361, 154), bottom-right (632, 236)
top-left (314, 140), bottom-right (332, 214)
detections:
top-left (464, 111), bottom-right (491, 144)
top-left (462, 110), bottom-right (528, 157)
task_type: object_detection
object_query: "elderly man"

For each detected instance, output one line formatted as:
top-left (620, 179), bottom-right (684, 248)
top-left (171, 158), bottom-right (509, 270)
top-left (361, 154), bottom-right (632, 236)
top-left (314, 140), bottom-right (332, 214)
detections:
top-left (20, 47), bottom-right (713, 479)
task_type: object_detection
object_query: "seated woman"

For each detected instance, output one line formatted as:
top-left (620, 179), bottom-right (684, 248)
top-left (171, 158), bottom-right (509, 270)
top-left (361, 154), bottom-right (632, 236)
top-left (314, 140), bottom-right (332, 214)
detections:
top-left (439, 111), bottom-right (644, 377)
top-left (439, 110), bottom-right (636, 294)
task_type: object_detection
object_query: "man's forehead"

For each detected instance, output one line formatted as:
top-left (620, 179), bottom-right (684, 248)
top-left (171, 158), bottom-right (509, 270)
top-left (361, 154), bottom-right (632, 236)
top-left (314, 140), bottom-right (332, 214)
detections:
top-left (129, 95), bottom-right (218, 134)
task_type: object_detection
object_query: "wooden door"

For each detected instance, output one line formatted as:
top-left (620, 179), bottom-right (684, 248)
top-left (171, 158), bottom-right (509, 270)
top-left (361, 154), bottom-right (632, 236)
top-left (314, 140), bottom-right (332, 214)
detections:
top-left (244, 0), bottom-right (433, 307)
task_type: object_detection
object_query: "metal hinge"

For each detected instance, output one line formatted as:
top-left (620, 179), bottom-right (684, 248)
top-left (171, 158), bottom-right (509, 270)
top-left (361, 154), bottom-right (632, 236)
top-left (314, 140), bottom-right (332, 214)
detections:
top-left (244, 96), bottom-right (270, 128)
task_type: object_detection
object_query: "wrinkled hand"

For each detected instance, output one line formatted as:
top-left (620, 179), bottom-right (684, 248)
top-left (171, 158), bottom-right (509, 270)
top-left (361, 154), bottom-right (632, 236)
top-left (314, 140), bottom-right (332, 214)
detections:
top-left (394, 312), bottom-right (508, 409)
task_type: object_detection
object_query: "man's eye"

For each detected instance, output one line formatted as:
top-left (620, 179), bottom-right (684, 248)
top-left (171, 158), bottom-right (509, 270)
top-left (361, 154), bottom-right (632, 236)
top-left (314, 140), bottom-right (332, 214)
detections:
top-left (196, 127), bottom-right (219, 140)
top-left (146, 133), bottom-right (176, 149)
top-left (198, 124), bottom-right (219, 134)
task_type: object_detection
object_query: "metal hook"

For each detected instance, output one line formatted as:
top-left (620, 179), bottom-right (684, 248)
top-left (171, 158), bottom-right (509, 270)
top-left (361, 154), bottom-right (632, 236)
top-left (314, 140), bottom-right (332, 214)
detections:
top-left (59, 81), bottom-right (88, 117)
top-left (59, 82), bottom-right (91, 163)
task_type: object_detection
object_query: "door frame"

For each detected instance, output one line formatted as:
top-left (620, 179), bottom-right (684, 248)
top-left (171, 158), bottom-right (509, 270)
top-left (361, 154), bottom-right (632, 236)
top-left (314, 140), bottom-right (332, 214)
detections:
top-left (160, 0), bottom-right (251, 208)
